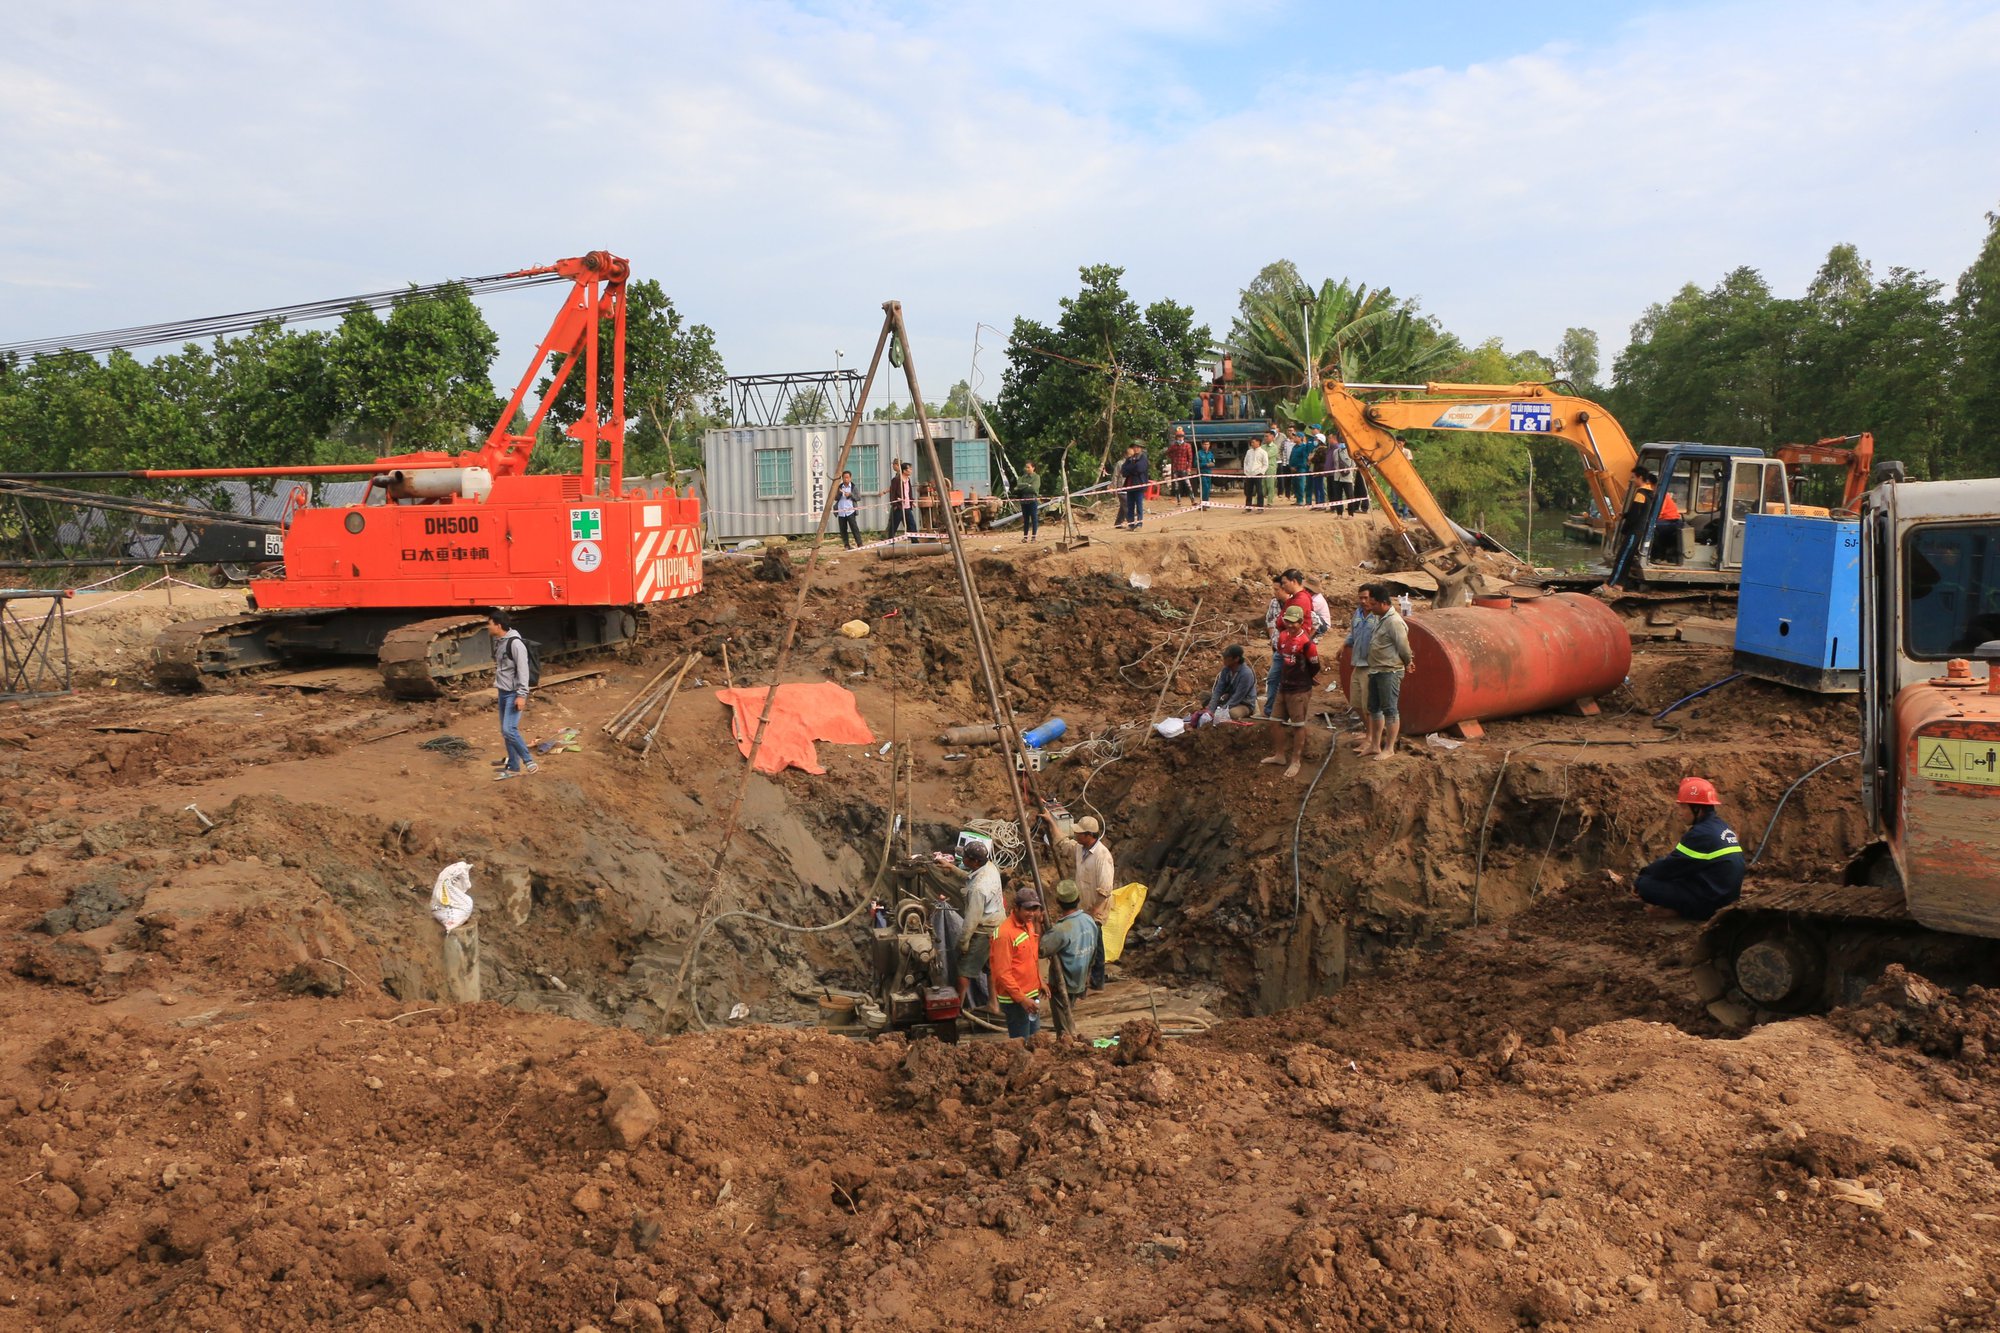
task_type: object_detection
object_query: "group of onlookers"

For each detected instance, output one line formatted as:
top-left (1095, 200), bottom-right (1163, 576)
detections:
top-left (1184, 570), bottom-right (1417, 773)
top-left (1147, 426), bottom-right (1374, 513)
top-left (1235, 426), bottom-right (1368, 511)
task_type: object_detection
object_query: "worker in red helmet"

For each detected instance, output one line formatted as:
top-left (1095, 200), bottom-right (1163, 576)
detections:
top-left (1633, 776), bottom-right (1744, 920)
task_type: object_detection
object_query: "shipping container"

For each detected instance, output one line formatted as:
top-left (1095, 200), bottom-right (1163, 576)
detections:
top-left (699, 417), bottom-right (989, 543)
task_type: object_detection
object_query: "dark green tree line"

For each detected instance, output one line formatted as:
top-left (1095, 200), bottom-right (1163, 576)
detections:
top-left (0, 279), bottom-right (728, 482)
top-left (1607, 226), bottom-right (1992, 485)
top-left (994, 264), bottom-right (1212, 487)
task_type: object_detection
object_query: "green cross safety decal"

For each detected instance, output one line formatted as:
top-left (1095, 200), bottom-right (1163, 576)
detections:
top-left (570, 508), bottom-right (602, 541)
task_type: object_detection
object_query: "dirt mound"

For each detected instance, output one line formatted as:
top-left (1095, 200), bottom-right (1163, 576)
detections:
top-left (3, 935), bottom-right (1996, 1330)
top-left (57, 584), bottom-right (249, 685)
top-left (4, 518), bottom-right (1995, 1329)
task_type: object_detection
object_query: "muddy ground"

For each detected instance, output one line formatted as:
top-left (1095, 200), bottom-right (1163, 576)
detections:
top-left (2, 505), bottom-right (1995, 1330)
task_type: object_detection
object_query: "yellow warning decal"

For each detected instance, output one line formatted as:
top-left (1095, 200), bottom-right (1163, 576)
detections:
top-left (1917, 736), bottom-right (2000, 787)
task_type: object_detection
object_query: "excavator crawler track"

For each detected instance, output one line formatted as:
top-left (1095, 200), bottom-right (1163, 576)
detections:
top-left (378, 616), bottom-right (492, 700)
top-left (153, 612), bottom-right (310, 690)
top-left (1696, 881), bottom-right (1995, 1016)
top-left (156, 605), bottom-right (639, 698)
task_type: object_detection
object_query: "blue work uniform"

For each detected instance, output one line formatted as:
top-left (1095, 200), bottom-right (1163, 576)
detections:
top-left (1634, 811), bottom-right (1744, 920)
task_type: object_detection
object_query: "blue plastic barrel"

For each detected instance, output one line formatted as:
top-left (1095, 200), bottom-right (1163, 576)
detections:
top-left (1022, 718), bottom-right (1067, 749)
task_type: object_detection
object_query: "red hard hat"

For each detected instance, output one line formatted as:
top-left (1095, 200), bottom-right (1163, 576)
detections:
top-left (1676, 776), bottom-right (1720, 806)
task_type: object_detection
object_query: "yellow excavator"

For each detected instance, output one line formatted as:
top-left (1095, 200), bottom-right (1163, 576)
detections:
top-left (1319, 381), bottom-right (1826, 605)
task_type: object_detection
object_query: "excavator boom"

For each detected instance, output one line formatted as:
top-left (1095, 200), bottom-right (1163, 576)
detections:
top-left (1775, 433), bottom-right (1874, 514)
top-left (1320, 380), bottom-right (1638, 602)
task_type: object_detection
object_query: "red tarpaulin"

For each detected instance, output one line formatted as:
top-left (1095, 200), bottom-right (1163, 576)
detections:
top-left (714, 683), bottom-right (876, 775)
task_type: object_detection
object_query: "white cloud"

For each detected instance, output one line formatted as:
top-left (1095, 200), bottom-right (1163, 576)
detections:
top-left (0, 0), bottom-right (1994, 390)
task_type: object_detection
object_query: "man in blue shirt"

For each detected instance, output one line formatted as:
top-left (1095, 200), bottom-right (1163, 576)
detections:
top-left (1193, 644), bottom-right (1257, 725)
top-left (1288, 433), bottom-right (1314, 504)
top-left (1634, 776), bottom-right (1744, 920)
top-left (1038, 879), bottom-right (1099, 1038)
top-left (1117, 444), bottom-right (1150, 530)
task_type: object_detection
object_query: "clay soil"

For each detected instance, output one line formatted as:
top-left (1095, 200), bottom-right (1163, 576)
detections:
top-left (2, 504), bottom-right (1997, 1331)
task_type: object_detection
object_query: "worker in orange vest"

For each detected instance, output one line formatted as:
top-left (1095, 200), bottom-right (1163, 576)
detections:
top-left (989, 885), bottom-right (1044, 1039)
top-left (1651, 476), bottom-right (1685, 562)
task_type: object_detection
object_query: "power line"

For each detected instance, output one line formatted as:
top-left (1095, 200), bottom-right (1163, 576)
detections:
top-left (0, 269), bottom-right (569, 361)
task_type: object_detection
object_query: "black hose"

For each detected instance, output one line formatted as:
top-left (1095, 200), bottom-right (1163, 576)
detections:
top-left (1653, 672), bottom-right (1744, 723)
top-left (1750, 750), bottom-right (1861, 866)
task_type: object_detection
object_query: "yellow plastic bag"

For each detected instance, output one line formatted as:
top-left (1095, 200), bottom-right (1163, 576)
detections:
top-left (1101, 882), bottom-right (1148, 964)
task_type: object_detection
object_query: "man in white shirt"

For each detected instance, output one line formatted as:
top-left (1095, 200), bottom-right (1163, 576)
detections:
top-left (1045, 812), bottom-right (1115, 989)
top-left (953, 840), bottom-right (1006, 1007)
top-left (1240, 436), bottom-right (1269, 509)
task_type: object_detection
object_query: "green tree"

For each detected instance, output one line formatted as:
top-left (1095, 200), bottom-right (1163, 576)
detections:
top-left (203, 323), bottom-right (345, 468)
top-left (329, 282), bottom-right (502, 454)
top-left (1555, 327), bottom-right (1600, 393)
top-left (1226, 267), bottom-right (1459, 413)
top-left (1786, 245), bottom-right (1953, 484)
top-left (0, 349), bottom-right (163, 474)
top-left (538, 279), bottom-right (726, 476)
top-left (1609, 267), bottom-right (1792, 447)
top-left (782, 388), bottom-right (830, 424)
top-left (994, 265), bottom-right (1210, 486)
top-left (1611, 245), bottom-right (1958, 485)
top-left (870, 379), bottom-right (974, 421)
top-left (1952, 209), bottom-right (2000, 478)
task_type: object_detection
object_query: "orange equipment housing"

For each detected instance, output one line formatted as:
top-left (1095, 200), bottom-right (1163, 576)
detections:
top-left (252, 250), bottom-right (700, 614)
top-left (1774, 433), bottom-right (1874, 515)
top-left (130, 250), bottom-right (703, 694)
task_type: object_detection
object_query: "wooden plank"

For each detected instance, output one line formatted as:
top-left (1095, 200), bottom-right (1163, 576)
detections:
top-left (472, 666), bottom-right (605, 701)
top-left (1676, 618), bottom-right (1736, 647)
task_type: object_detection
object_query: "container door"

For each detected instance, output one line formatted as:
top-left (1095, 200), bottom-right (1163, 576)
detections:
top-left (1721, 459), bottom-right (1784, 569)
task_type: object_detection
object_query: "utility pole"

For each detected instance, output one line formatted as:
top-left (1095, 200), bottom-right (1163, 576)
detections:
top-left (1299, 292), bottom-right (1319, 397)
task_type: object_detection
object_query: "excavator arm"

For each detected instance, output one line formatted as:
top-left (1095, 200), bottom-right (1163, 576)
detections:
top-left (1321, 380), bottom-right (1642, 605)
top-left (1775, 433), bottom-right (1873, 514)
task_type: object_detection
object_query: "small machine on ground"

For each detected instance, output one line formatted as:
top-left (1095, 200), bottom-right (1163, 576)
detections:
top-left (859, 856), bottom-right (970, 1039)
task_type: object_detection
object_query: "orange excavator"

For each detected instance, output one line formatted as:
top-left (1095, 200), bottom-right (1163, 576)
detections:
top-left (5, 251), bottom-right (703, 696)
top-left (1774, 432), bottom-right (1874, 515)
top-left (1319, 381), bottom-right (1830, 604)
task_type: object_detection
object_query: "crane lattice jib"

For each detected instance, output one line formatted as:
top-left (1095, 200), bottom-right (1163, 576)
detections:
top-left (479, 251), bottom-right (630, 493)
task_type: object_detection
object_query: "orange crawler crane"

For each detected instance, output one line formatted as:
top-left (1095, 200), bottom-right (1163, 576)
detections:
top-left (139, 250), bottom-right (701, 696)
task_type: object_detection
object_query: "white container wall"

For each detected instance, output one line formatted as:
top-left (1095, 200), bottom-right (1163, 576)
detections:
top-left (699, 417), bottom-right (989, 542)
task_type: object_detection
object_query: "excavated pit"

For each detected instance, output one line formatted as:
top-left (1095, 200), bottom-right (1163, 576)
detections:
top-left (6, 510), bottom-right (1998, 1331)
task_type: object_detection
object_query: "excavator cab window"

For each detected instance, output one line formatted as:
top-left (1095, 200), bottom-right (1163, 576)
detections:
top-left (1679, 459), bottom-right (1729, 568)
top-left (1906, 523), bottom-right (2000, 658)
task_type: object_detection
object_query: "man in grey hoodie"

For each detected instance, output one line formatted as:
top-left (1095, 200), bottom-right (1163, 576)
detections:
top-left (487, 611), bottom-right (537, 781)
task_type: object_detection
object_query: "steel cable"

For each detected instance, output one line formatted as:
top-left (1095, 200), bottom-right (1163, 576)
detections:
top-left (2, 271), bottom-right (566, 360)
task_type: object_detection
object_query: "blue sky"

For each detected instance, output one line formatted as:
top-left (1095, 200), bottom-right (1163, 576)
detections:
top-left (2, 0), bottom-right (1996, 413)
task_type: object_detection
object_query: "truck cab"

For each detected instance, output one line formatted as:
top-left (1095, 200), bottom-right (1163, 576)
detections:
top-left (1608, 443), bottom-right (1795, 586)
top-left (1859, 476), bottom-right (2000, 937)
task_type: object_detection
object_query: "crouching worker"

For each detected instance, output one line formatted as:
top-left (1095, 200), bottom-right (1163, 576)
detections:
top-left (989, 885), bottom-right (1044, 1039)
top-left (1039, 880), bottom-right (1098, 1037)
top-left (1634, 777), bottom-right (1744, 920)
top-left (1189, 643), bottom-right (1257, 727)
